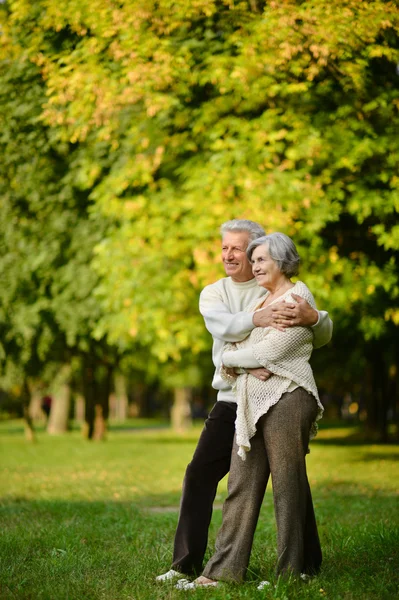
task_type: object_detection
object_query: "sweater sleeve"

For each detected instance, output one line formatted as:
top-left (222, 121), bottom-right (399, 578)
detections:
top-left (312, 311), bottom-right (333, 349)
top-left (222, 348), bottom-right (263, 369)
top-left (199, 285), bottom-right (255, 342)
top-left (289, 282), bottom-right (333, 350)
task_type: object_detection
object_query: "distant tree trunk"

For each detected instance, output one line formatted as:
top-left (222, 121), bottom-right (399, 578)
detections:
top-left (248, 0), bottom-right (261, 13)
top-left (113, 373), bottom-right (128, 420)
top-left (82, 357), bottom-right (96, 439)
top-left (392, 344), bottom-right (399, 441)
top-left (47, 365), bottom-right (71, 435)
top-left (22, 380), bottom-right (36, 442)
top-left (128, 389), bottom-right (140, 417)
top-left (82, 359), bottom-right (112, 440)
top-left (171, 387), bottom-right (192, 432)
top-left (131, 382), bottom-right (146, 417)
top-left (74, 393), bottom-right (85, 423)
top-left (131, 382), bottom-right (156, 417)
top-left (365, 342), bottom-right (390, 442)
top-left (28, 381), bottom-right (44, 421)
top-left (93, 365), bottom-right (112, 440)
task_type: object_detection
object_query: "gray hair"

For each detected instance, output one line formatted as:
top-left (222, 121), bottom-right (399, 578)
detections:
top-left (220, 219), bottom-right (265, 243)
top-left (247, 232), bottom-right (300, 278)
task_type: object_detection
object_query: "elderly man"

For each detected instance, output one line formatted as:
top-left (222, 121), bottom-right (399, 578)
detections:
top-left (156, 219), bottom-right (332, 582)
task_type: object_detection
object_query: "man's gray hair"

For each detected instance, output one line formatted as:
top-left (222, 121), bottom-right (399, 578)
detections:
top-left (247, 232), bottom-right (300, 278)
top-left (220, 219), bottom-right (265, 242)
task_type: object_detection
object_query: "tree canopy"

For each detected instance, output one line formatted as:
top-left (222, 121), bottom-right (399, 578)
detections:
top-left (1, 0), bottom-right (398, 438)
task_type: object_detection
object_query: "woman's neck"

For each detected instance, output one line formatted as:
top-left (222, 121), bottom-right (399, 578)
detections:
top-left (261, 278), bottom-right (294, 306)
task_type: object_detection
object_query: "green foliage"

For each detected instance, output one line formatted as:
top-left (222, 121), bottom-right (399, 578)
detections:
top-left (0, 20), bottom-right (116, 393)
top-left (11, 0), bottom-right (396, 351)
top-left (1, 1), bottom-right (398, 429)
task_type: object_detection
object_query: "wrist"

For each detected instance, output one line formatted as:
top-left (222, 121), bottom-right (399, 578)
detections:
top-left (252, 309), bottom-right (271, 328)
top-left (309, 309), bottom-right (319, 327)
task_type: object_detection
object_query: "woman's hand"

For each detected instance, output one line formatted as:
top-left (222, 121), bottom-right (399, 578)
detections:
top-left (246, 367), bottom-right (272, 381)
top-left (253, 304), bottom-right (286, 331)
top-left (223, 366), bottom-right (237, 378)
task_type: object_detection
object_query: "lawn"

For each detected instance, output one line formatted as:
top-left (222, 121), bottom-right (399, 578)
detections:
top-left (0, 420), bottom-right (398, 600)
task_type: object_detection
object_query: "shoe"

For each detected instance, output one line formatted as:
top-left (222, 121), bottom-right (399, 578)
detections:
top-left (300, 573), bottom-right (315, 582)
top-left (194, 576), bottom-right (218, 587)
top-left (175, 576), bottom-right (219, 590)
top-left (257, 580), bottom-right (271, 590)
top-left (175, 579), bottom-right (195, 590)
top-left (155, 569), bottom-right (182, 582)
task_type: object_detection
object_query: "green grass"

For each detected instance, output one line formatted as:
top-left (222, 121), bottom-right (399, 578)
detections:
top-left (0, 421), bottom-right (398, 600)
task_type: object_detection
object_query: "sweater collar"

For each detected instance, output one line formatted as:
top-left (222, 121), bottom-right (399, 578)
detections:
top-left (229, 277), bottom-right (258, 289)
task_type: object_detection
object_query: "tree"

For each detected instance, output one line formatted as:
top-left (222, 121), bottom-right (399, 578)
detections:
top-left (2, 0), bottom-right (399, 439)
top-left (0, 11), bottom-right (120, 437)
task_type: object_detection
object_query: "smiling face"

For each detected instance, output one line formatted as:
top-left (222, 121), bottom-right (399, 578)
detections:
top-left (221, 231), bottom-right (254, 282)
top-left (251, 244), bottom-right (285, 291)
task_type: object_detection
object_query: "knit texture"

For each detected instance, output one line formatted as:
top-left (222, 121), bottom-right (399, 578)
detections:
top-left (199, 277), bottom-right (265, 403)
top-left (221, 281), bottom-right (324, 460)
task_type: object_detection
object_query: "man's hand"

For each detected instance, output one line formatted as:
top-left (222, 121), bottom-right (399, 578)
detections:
top-left (272, 294), bottom-right (318, 328)
top-left (252, 304), bottom-right (286, 331)
top-left (246, 367), bottom-right (272, 381)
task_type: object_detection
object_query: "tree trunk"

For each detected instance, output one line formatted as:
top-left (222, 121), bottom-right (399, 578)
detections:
top-left (365, 342), bottom-right (389, 442)
top-left (131, 382), bottom-right (149, 417)
top-left (93, 365), bottom-right (112, 441)
top-left (74, 393), bottom-right (85, 423)
top-left (83, 359), bottom-right (112, 441)
top-left (248, 0), bottom-right (265, 13)
top-left (22, 380), bottom-right (36, 442)
top-left (82, 358), bottom-right (96, 439)
top-left (391, 344), bottom-right (399, 441)
top-left (171, 387), bottom-right (192, 432)
top-left (28, 381), bottom-right (45, 421)
top-left (113, 373), bottom-right (128, 420)
top-left (47, 365), bottom-right (71, 435)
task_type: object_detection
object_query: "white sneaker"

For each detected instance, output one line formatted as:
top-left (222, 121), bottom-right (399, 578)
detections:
top-left (175, 579), bottom-right (195, 590)
top-left (155, 569), bottom-right (182, 582)
top-left (175, 578), bottom-right (218, 590)
top-left (257, 580), bottom-right (271, 590)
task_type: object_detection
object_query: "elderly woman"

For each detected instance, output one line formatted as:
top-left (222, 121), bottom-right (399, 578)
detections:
top-left (194, 232), bottom-right (325, 586)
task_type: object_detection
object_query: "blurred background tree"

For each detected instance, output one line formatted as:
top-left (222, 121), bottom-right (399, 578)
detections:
top-left (0, 0), bottom-right (398, 441)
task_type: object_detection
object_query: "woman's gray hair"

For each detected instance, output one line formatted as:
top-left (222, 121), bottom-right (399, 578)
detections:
top-left (220, 219), bottom-right (265, 242)
top-left (247, 233), bottom-right (300, 278)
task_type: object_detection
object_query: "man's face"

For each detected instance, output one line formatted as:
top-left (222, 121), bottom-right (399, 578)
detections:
top-left (221, 231), bottom-right (254, 282)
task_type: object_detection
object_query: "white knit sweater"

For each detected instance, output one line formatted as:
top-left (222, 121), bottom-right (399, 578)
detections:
top-left (200, 277), bottom-right (333, 404)
top-left (221, 281), bottom-right (324, 460)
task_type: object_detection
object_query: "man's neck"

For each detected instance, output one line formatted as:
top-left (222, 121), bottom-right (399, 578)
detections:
top-left (231, 276), bottom-right (256, 283)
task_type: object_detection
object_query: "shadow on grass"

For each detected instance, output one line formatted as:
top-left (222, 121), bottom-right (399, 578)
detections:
top-left (2, 474), bottom-right (398, 513)
top-left (313, 426), bottom-right (399, 446)
top-left (354, 452), bottom-right (399, 462)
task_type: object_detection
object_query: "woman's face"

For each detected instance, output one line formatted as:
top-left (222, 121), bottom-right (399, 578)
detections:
top-left (251, 244), bottom-right (282, 290)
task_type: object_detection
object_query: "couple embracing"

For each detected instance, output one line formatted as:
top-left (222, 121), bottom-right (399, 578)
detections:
top-left (156, 219), bottom-right (332, 588)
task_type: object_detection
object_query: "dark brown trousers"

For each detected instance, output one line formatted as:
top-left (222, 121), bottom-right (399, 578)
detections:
top-left (202, 388), bottom-right (322, 582)
top-left (172, 401), bottom-right (237, 575)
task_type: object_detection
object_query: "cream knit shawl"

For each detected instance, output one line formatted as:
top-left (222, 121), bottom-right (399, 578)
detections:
top-left (221, 281), bottom-right (324, 460)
